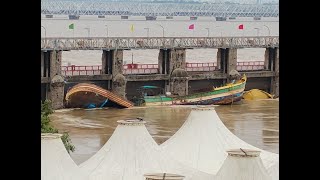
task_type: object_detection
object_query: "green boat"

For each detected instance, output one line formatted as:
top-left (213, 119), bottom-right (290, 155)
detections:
top-left (135, 75), bottom-right (247, 106)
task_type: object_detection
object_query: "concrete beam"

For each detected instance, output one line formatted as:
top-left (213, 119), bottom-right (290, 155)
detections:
top-left (125, 74), bottom-right (170, 81)
top-left (188, 71), bottom-right (275, 80)
top-left (189, 72), bottom-right (227, 80)
top-left (64, 74), bottom-right (112, 82)
top-left (240, 71), bottom-right (275, 78)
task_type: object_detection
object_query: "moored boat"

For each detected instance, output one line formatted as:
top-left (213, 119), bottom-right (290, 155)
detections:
top-left (136, 74), bottom-right (247, 106)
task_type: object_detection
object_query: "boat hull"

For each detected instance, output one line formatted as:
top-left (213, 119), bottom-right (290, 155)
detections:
top-left (181, 92), bottom-right (243, 105)
top-left (65, 83), bottom-right (134, 108)
top-left (142, 75), bottom-right (247, 106)
top-left (65, 91), bottom-right (108, 108)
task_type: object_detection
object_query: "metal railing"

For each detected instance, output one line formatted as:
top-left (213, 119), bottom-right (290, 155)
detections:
top-left (236, 61), bottom-right (265, 71)
top-left (123, 64), bottom-right (159, 74)
top-left (186, 62), bottom-right (217, 72)
top-left (61, 61), bottom-right (266, 76)
top-left (61, 65), bottom-right (102, 76)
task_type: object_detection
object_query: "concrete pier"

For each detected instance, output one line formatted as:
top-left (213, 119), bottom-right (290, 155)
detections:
top-left (41, 50), bottom-right (65, 109)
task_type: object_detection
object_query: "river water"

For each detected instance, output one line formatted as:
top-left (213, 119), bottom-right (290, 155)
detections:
top-left (50, 99), bottom-right (279, 165)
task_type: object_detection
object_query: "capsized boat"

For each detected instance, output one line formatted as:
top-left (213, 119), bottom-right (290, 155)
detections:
top-left (243, 89), bottom-right (274, 100)
top-left (135, 74), bottom-right (247, 106)
top-left (65, 83), bottom-right (134, 109)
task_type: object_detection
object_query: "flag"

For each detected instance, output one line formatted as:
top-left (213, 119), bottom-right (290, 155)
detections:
top-left (130, 24), bottom-right (134, 32)
top-left (238, 24), bottom-right (244, 30)
top-left (189, 24), bottom-right (195, 30)
top-left (69, 23), bottom-right (74, 30)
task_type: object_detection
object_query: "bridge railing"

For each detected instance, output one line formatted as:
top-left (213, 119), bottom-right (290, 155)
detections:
top-left (41, 1), bottom-right (278, 17)
top-left (186, 62), bottom-right (217, 72)
top-left (123, 64), bottom-right (159, 74)
top-left (41, 36), bottom-right (279, 50)
top-left (236, 61), bottom-right (265, 71)
top-left (61, 65), bottom-right (102, 76)
top-left (61, 61), bottom-right (266, 76)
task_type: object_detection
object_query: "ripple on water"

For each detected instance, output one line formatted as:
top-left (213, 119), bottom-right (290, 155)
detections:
top-left (51, 100), bottom-right (279, 164)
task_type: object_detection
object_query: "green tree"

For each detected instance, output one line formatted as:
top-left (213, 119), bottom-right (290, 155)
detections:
top-left (41, 100), bottom-right (75, 153)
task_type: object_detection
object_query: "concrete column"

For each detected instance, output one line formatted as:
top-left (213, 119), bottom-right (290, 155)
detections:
top-left (216, 48), bottom-right (221, 70)
top-left (110, 49), bottom-right (126, 98)
top-left (264, 47), bottom-right (277, 71)
top-left (158, 49), bottom-right (164, 74)
top-left (264, 48), bottom-right (270, 70)
top-left (41, 51), bottom-right (44, 77)
top-left (168, 49), bottom-right (186, 74)
top-left (112, 74), bottom-right (127, 98)
top-left (225, 48), bottom-right (240, 82)
top-left (275, 47), bottom-right (279, 74)
top-left (49, 75), bottom-right (65, 109)
top-left (226, 48), bottom-right (237, 75)
top-left (42, 51), bottom-right (50, 77)
top-left (101, 50), bottom-right (108, 74)
top-left (101, 50), bottom-right (114, 74)
top-left (112, 50), bottom-right (124, 75)
top-left (170, 77), bottom-right (189, 96)
top-left (169, 68), bottom-right (189, 96)
top-left (272, 47), bottom-right (279, 97)
top-left (158, 49), bottom-right (171, 74)
top-left (50, 50), bottom-right (62, 77)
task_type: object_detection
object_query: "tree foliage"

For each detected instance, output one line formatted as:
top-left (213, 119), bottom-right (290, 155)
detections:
top-left (41, 100), bottom-right (75, 153)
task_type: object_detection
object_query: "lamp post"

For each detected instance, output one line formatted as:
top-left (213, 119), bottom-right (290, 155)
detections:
top-left (263, 25), bottom-right (270, 36)
top-left (144, 28), bottom-right (150, 38)
top-left (254, 28), bottom-right (260, 36)
top-left (214, 26), bottom-right (220, 37)
top-left (84, 27), bottom-right (90, 37)
top-left (158, 24), bottom-right (165, 38)
top-left (205, 28), bottom-right (210, 37)
top-left (105, 25), bottom-right (109, 37)
top-left (41, 26), bottom-right (47, 39)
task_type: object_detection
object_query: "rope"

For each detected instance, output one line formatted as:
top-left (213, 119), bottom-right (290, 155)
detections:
top-left (240, 148), bottom-right (248, 156)
top-left (162, 173), bottom-right (166, 180)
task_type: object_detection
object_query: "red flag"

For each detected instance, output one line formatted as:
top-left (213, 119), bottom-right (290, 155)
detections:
top-left (189, 24), bottom-right (195, 30)
top-left (238, 24), bottom-right (244, 30)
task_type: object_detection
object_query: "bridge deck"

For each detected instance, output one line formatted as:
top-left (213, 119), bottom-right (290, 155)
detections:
top-left (41, 36), bottom-right (279, 50)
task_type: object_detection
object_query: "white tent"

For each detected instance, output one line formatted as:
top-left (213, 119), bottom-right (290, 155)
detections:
top-left (41, 133), bottom-right (88, 180)
top-left (79, 119), bottom-right (214, 180)
top-left (160, 106), bottom-right (279, 180)
top-left (215, 149), bottom-right (272, 180)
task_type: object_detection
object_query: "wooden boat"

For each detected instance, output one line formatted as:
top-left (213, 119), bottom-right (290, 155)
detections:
top-left (136, 74), bottom-right (247, 106)
top-left (65, 83), bottom-right (134, 109)
top-left (243, 89), bottom-right (274, 100)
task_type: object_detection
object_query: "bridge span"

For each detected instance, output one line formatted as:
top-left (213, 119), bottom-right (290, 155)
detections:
top-left (41, 37), bottom-right (279, 109)
top-left (41, 36), bottom-right (279, 50)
